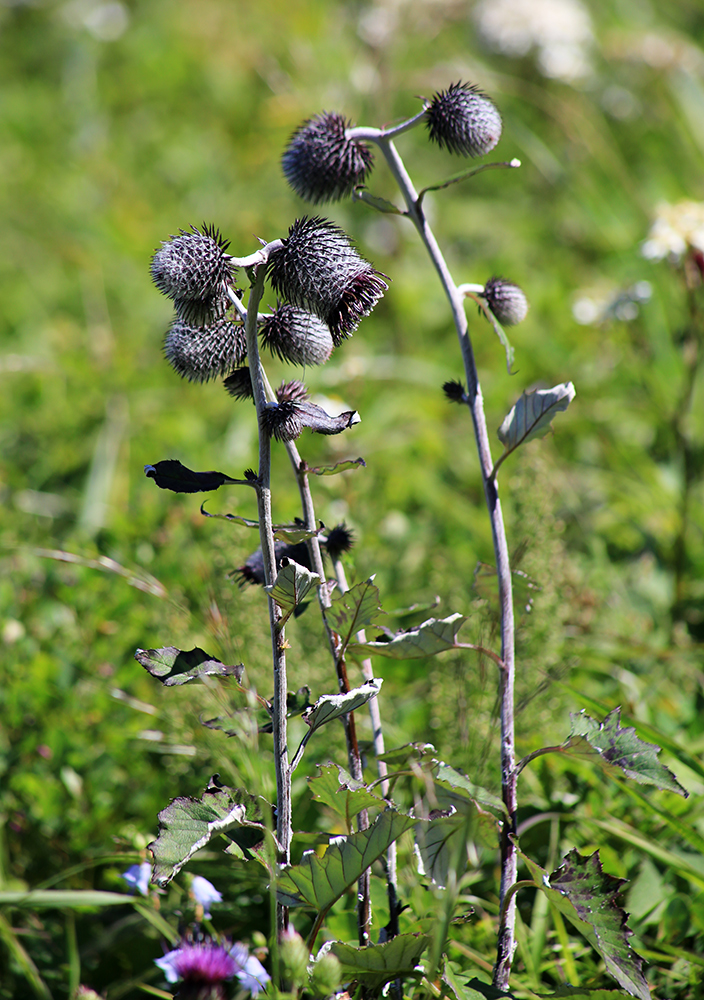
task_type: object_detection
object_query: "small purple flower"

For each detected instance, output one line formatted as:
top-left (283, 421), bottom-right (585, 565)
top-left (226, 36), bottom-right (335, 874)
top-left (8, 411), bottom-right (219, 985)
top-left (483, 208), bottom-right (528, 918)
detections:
top-left (230, 943), bottom-right (270, 996)
top-left (155, 941), bottom-right (237, 986)
top-left (120, 862), bottom-right (152, 897)
top-left (190, 876), bottom-right (222, 919)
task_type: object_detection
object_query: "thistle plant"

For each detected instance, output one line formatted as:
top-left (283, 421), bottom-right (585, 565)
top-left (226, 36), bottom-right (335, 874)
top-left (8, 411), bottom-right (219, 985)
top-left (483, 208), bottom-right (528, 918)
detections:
top-left (134, 81), bottom-right (689, 1000)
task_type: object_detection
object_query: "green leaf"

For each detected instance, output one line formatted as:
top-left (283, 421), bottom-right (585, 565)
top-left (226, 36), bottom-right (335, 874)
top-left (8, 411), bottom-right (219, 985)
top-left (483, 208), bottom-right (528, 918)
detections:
top-left (277, 810), bottom-right (415, 910)
top-left (353, 186), bottom-right (404, 214)
top-left (326, 577), bottom-right (385, 653)
top-left (306, 457), bottom-right (366, 476)
top-left (521, 848), bottom-right (649, 1000)
top-left (415, 796), bottom-right (497, 888)
top-left (497, 382), bottom-right (575, 458)
top-left (377, 742), bottom-right (436, 767)
top-left (330, 933), bottom-right (430, 989)
top-left (432, 762), bottom-right (506, 816)
top-left (309, 764), bottom-right (383, 829)
top-left (258, 686), bottom-right (313, 734)
top-left (303, 679), bottom-right (383, 735)
top-left (200, 507), bottom-right (319, 543)
top-left (264, 559), bottom-right (321, 612)
top-left (0, 890), bottom-right (138, 908)
top-left (482, 308), bottom-right (515, 374)
top-left (564, 708), bottom-right (688, 796)
top-left (450, 974), bottom-right (518, 1000)
top-left (134, 646), bottom-right (243, 686)
top-left (149, 778), bottom-right (266, 886)
top-left (537, 989), bottom-right (636, 999)
top-left (349, 613), bottom-right (467, 659)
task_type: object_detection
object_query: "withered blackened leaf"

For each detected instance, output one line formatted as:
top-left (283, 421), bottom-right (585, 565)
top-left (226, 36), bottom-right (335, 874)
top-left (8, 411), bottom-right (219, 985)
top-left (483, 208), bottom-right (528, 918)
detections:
top-left (145, 459), bottom-right (235, 493)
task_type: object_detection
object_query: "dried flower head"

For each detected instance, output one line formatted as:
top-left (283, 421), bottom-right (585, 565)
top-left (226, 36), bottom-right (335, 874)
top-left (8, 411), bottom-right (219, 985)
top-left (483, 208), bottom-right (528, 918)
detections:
top-left (275, 379), bottom-right (309, 404)
top-left (267, 217), bottom-right (387, 342)
top-left (425, 82), bottom-right (502, 157)
top-left (260, 304), bottom-right (334, 366)
top-left (164, 318), bottom-right (247, 382)
top-left (235, 540), bottom-right (313, 587)
top-left (260, 401), bottom-right (303, 442)
top-left (482, 277), bottom-right (529, 325)
top-left (282, 111), bottom-right (374, 204)
top-left (442, 379), bottom-right (467, 404)
top-left (324, 523), bottom-right (355, 561)
top-left (223, 367), bottom-right (254, 400)
top-left (151, 225), bottom-right (236, 326)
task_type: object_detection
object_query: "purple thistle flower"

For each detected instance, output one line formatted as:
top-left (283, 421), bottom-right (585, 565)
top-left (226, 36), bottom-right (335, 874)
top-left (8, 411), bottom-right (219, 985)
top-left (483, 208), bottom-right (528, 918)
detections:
top-left (155, 941), bottom-right (238, 985)
top-left (190, 876), bottom-right (222, 919)
top-left (282, 111), bottom-right (374, 204)
top-left (260, 304), bottom-right (334, 366)
top-left (267, 217), bottom-right (387, 342)
top-left (425, 81), bottom-right (502, 157)
top-left (482, 277), bottom-right (529, 325)
top-left (151, 224), bottom-right (236, 326)
top-left (120, 862), bottom-right (152, 897)
top-left (164, 317), bottom-right (247, 383)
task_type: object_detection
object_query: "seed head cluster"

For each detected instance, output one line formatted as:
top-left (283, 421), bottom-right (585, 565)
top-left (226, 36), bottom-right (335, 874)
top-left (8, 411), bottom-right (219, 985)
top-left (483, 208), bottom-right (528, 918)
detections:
top-left (282, 111), bottom-right (374, 204)
top-left (267, 217), bottom-right (388, 342)
top-left (260, 304), bottom-right (334, 366)
top-left (482, 277), bottom-right (529, 325)
top-left (425, 81), bottom-right (502, 157)
top-left (151, 224), bottom-right (236, 326)
top-left (164, 318), bottom-right (247, 382)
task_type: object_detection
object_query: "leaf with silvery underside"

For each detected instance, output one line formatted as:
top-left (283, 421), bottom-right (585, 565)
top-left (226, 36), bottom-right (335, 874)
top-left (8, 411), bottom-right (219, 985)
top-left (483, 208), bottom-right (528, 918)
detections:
top-left (276, 809), bottom-right (415, 910)
top-left (309, 764), bottom-right (383, 829)
top-left (303, 679), bottom-right (382, 735)
top-left (305, 457), bottom-right (366, 476)
top-left (150, 778), bottom-right (267, 886)
top-left (326, 577), bottom-right (385, 654)
top-left (496, 383), bottom-right (576, 469)
top-left (564, 708), bottom-right (688, 797)
top-left (348, 613), bottom-right (467, 659)
top-left (520, 848), bottom-right (649, 1000)
top-left (353, 186), bottom-right (404, 215)
top-left (264, 559), bottom-right (321, 613)
top-left (145, 459), bottom-right (248, 493)
top-left (330, 933), bottom-right (430, 990)
top-left (200, 506), bottom-right (320, 543)
top-left (135, 646), bottom-right (243, 686)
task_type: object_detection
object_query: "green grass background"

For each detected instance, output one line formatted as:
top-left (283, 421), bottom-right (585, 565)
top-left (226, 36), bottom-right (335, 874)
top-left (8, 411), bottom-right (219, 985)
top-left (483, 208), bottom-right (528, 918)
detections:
top-left (1, 0), bottom-right (704, 996)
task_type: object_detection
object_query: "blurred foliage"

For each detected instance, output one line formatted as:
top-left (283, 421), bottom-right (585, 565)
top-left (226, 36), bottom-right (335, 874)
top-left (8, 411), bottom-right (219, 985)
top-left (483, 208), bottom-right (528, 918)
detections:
top-left (1, 0), bottom-right (704, 996)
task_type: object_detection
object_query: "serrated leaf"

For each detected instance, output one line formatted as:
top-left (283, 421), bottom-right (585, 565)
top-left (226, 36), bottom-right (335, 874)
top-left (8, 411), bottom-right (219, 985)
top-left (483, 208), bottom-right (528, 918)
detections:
top-left (276, 809), bottom-right (415, 910)
top-left (149, 778), bottom-right (266, 886)
top-left (349, 613), bottom-right (467, 659)
top-left (200, 506), bottom-right (319, 543)
top-left (306, 457), bottom-right (366, 476)
top-left (264, 559), bottom-right (321, 612)
top-left (145, 459), bottom-right (244, 493)
top-left (521, 848), bottom-right (649, 1000)
top-left (497, 383), bottom-right (575, 456)
top-left (564, 708), bottom-right (687, 796)
top-left (330, 933), bottom-right (430, 989)
top-left (135, 646), bottom-right (243, 686)
top-left (432, 762), bottom-right (506, 816)
top-left (303, 679), bottom-right (383, 735)
top-left (326, 578), bottom-right (385, 654)
top-left (309, 764), bottom-right (383, 828)
top-left (415, 797), bottom-right (496, 888)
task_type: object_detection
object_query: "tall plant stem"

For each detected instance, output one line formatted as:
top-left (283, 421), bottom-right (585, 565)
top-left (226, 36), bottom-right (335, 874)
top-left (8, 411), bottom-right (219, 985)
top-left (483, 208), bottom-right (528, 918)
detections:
top-left (241, 271), bottom-right (291, 931)
top-left (365, 133), bottom-right (518, 984)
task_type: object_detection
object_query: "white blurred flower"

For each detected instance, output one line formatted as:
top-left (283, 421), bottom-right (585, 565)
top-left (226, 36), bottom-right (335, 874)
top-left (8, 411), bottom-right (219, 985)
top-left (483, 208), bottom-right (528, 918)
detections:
top-left (572, 282), bottom-right (651, 325)
top-left (190, 875), bottom-right (222, 918)
top-left (641, 200), bottom-right (704, 262)
top-left (121, 862), bottom-right (152, 897)
top-left (473, 0), bottom-right (594, 82)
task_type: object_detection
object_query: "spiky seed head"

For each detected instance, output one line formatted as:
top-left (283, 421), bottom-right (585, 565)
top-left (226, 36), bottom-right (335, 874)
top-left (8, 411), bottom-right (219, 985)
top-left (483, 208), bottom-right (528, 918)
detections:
top-left (324, 523), bottom-right (355, 561)
top-left (260, 304), bottom-right (334, 366)
top-left (282, 111), bottom-right (374, 204)
top-left (223, 367), bottom-right (254, 400)
top-left (275, 379), bottom-right (309, 403)
top-left (425, 82), bottom-right (502, 157)
top-left (151, 224), bottom-right (236, 326)
top-left (260, 400), bottom-right (303, 442)
top-left (267, 216), bottom-right (388, 342)
top-left (442, 379), bottom-right (466, 403)
top-left (164, 317), bottom-right (247, 383)
top-left (483, 277), bottom-right (529, 325)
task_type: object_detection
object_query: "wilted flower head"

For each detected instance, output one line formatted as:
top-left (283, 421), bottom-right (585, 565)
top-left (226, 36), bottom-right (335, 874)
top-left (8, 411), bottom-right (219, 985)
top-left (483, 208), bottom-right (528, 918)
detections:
top-left (282, 111), bottom-right (374, 204)
top-left (267, 217), bottom-right (388, 342)
top-left (120, 861), bottom-right (152, 897)
top-left (190, 875), bottom-right (222, 919)
top-left (260, 304), bottom-right (334, 366)
top-left (641, 200), bottom-right (704, 262)
top-left (151, 225), bottom-right (236, 326)
top-left (482, 277), bottom-right (529, 325)
top-left (425, 82), bottom-right (502, 157)
top-left (164, 317), bottom-right (247, 383)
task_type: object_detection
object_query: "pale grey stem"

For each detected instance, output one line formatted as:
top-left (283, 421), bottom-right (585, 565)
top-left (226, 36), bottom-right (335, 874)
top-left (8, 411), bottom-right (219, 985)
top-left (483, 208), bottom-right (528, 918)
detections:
top-left (347, 105), bottom-right (428, 144)
top-left (240, 269), bottom-right (292, 932)
top-left (369, 136), bottom-right (518, 986)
